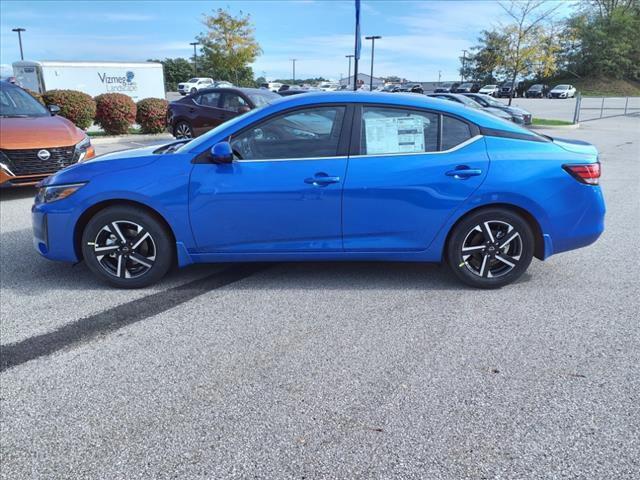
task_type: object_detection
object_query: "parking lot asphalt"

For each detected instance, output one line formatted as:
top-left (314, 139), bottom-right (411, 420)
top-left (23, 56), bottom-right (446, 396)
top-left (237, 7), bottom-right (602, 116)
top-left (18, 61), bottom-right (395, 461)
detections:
top-left (1, 117), bottom-right (639, 479)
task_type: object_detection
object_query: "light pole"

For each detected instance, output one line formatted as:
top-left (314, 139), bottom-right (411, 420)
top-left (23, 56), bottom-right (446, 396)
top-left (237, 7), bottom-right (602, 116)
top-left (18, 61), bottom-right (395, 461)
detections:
top-left (438, 70), bottom-right (442, 85)
top-left (365, 35), bottom-right (381, 91)
top-left (345, 54), bottom-right (354, 90)
top-left (189, 42), bottom-right (199, 76)
top-left (290, 58), bottom-right (297, 84)
top-left (12, 28), bottom-right (26, 60)
top-left (461, 49), bottom-right (468, 83)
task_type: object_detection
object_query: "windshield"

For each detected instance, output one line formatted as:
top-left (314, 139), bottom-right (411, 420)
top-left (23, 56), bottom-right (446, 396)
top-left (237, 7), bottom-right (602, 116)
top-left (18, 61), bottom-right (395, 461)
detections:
top-left (459, 83), bottom-right (473, 88)
top-left (476, 94), bottom-right (502, 107)
top-left (0, 85), bottom-right (49, 117)
top-left (247, 91), bottom-right (279, 107)
top-left (176, 103), bottom-right (272, 153)
top-left (187, 78), bottom-right (198, 83)
top-left (555, 85), bottom-right (570, 90)
top-left (529, 84), bottom-right (543, 90)
top-left (482, 85), bottom-right (496, 89)
top-left (453, 95), bottom-right (481, 108)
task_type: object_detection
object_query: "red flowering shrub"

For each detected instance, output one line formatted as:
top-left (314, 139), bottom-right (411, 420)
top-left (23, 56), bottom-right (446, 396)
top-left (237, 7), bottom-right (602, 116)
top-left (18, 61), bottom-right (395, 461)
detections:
top-left (42, 90), bottom-right (96, 130)
top-left (94, 93), bottom-right (137, 135)
top-left (136, 98), bottom-right (169, 134)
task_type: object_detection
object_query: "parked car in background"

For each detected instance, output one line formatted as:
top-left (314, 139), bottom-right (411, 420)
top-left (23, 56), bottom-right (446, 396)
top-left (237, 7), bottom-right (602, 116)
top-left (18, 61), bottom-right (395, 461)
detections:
top-left (462, 93), bottom-right (532, 125)
top-left (278, 89), bottom-right (311, 97)
top-left (497, 81), bottom-right (525, 98)
top-left (453, 82), bottom-right (481, 93)
top-left (260, 82), bottom-right (283, 93)
top-left (434, 83), bottom-right (459, 93)
top-left (428, 93), bottom-right (515, 123)
top-left (548, 84), bottom-right (577, 99)
top-left (178, 78), bottom-right (214, 95)
top-left (0, 81), bottom-right (95, 187)
top-left (525, 84), bottom-right (549, 98)
top-left (33, 91), bottom-right (605, 289)
top-left (318, 82), bottom-right (340, 91)
top-left (478, 84), bottom-right (499, 96)
top-left (407, 84), bottom-right (424, 94)
top-left (167, 87), bottom-right (279, 138)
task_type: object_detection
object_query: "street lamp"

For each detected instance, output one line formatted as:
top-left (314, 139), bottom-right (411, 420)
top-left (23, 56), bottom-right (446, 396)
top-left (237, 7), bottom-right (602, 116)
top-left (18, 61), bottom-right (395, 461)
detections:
top-left (345, 54), bottom-right (354, 90)
top-left (461, 49), bottom-right (468, 83)
top-left (365, 35), bottom-right (381, 91)
top-left (290, 59), bottom-right (297, 83)
top-left (12, 28), bottom-right (26, 60)
top-left (189, 42), bottom-right (199, 76)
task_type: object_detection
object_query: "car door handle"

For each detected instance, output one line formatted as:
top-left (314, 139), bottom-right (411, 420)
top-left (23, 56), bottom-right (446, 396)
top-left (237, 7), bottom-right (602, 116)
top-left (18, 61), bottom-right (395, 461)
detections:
top-left (445, 166), bottom-right (482, 179)
top-left (304, 175), bottom-right (341, 186)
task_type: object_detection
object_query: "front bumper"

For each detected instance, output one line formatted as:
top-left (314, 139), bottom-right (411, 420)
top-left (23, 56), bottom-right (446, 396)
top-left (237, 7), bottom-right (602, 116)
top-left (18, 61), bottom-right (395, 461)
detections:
top-left (32, 202), bottom-right (80, 263)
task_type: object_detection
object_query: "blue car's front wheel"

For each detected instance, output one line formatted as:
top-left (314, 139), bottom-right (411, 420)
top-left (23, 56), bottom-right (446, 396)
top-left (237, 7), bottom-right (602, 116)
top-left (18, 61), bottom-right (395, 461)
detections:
top-left (446, 208), bottom-right (534, 289)
top-left (81, 206), bottom-right (174, 288)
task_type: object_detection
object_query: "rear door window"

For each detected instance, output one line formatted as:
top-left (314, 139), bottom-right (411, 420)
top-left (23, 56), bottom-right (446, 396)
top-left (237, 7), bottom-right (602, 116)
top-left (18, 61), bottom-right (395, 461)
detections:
top-left (220, 93), bottom-right (249, 112)
top-left (360, 106), bottom-right (439, 155)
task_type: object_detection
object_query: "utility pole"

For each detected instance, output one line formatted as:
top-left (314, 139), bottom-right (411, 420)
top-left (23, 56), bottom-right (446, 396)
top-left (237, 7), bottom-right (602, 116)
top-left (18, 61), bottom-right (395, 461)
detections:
top-left (438, 70), bottom-right (442, 85)
top-left (345, 54), bottom-right (354, 90)
top-left (12, 28), bottom-right (26, 60)
top-left (290, 58), bottom-right (297, 83)
top-left (461, 49), bottom-right (468, 83)
top-left (189, 42), bottom-right (199, 76)
top-left (365, 35), bottom-right (381, 91)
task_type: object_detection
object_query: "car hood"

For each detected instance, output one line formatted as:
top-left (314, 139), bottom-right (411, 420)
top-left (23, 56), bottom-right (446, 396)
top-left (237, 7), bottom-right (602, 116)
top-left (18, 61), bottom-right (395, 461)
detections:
top-left (551, 137), bottom-right (598, 157)
top-left (0, 115), bottom-right (84, 149)
top-left (39, 144), bottom-right (166, 186)
top-left (503, 105), bottom-right (530, 116)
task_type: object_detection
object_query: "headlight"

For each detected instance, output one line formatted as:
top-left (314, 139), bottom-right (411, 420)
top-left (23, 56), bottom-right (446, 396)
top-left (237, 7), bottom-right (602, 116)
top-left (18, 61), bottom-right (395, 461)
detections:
top-left (75, 136), bottom-right (95, 162)
top-left (35, 183), bottom-right (86, 204)
top-left (0, 151), bottom-right (15, 175)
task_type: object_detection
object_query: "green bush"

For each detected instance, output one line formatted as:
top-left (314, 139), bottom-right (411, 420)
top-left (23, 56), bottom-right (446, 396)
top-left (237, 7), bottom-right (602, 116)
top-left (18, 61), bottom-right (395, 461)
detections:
top-left (136, 98), bottom-right (168, 133)
top-left (42, 90), bottom-right (96, 130)
top-left (94, 93), bottom-right (137, 135)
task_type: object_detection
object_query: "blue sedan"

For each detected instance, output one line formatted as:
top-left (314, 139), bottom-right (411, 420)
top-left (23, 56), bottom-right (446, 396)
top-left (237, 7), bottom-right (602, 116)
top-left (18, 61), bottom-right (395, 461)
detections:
top-left (32, 92), bottom-right (605, 288)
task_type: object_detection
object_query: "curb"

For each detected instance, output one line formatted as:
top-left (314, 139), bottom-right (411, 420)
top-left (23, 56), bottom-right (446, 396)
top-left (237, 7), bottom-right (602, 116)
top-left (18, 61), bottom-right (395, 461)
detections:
top-left (530, 123), bottom-right (580, 130)
top-left (90, 133), bottom-right (174, 145)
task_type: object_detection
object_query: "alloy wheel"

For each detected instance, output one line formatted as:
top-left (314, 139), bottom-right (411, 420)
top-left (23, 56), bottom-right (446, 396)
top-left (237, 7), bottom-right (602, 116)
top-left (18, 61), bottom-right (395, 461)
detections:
top-left (90, 220), bottom-right (156, 279)
top-left (460, 220), bottom-right (523, 278)
top-left (175, 123), bottom-right (193, 139)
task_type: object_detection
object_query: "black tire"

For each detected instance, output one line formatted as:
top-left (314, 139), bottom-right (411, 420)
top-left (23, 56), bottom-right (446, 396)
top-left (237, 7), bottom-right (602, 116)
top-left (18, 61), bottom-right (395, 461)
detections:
top-left (446, 208), bottom-right (534, 289)
top-left (81, 205), bottom-right (174, 288)
top-left (173, 121), bottom-right (193, 139)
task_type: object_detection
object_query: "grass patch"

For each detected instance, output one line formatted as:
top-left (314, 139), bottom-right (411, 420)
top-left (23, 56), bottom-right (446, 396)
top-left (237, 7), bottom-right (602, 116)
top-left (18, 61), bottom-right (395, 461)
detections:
top-left (88, 127), bottom-right (142, 137)
top-left (532, 118), bottom-right (574, 126)
top-left (546, 77), bottom-right (640, 97)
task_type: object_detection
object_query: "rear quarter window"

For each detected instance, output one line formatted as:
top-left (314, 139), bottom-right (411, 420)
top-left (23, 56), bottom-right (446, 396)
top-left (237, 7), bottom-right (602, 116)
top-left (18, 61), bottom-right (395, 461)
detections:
top-left (442, 116), bottom-right (472, 150)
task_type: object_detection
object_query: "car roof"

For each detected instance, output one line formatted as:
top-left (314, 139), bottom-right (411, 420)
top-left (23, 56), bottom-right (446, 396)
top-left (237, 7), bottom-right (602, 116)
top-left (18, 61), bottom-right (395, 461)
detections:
top-left (194, 86), bottom-right (278, 96)
top-left (260, 91), bottom-right (530, 134)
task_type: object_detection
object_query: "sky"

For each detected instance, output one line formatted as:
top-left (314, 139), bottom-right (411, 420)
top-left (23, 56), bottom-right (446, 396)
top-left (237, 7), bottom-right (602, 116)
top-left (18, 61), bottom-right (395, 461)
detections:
top-left (0, 0), bottom-right (576, 82)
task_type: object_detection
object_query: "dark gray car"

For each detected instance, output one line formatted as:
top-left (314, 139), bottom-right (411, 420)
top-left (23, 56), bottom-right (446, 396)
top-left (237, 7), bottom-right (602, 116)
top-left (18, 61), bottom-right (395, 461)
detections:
top-left (462, 93), bottom-right (532, 125)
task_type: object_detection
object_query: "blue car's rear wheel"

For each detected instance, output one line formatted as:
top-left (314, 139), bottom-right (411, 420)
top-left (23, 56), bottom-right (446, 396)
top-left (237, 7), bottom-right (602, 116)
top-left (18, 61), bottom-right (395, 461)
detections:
top-left (446, 208), bottom-right (534, 288)
top-left (81, 206), bottom-right (174, 288)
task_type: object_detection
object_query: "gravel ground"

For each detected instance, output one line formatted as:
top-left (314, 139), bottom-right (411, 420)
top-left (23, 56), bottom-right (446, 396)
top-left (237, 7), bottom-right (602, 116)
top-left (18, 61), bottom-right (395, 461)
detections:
top-left (1, 117), bottom-right (639, 479)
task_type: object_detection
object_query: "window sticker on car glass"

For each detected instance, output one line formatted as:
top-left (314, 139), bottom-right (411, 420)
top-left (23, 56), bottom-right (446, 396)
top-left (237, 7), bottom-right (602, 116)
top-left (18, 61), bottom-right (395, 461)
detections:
top-left (364, 115), bottom-right (426, 154)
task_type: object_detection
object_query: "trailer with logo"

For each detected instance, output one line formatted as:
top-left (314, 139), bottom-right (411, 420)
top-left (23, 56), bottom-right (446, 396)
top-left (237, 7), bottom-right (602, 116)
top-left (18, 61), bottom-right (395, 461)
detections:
top-left (11, 61), bottom-right (165, 101)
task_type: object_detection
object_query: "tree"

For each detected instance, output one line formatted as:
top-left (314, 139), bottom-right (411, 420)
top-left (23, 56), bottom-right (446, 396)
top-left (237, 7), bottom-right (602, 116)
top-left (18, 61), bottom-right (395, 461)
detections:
top-left (197, 8), bottom-right (261, 86)
top-left (498, 0), bottom-right (561, 104)
top-left (148, 58), bottom-right (194, 91)
top-left (563, 0), bottom-right (640, 80)
top-left (463, 30), bottom-right (509, 83)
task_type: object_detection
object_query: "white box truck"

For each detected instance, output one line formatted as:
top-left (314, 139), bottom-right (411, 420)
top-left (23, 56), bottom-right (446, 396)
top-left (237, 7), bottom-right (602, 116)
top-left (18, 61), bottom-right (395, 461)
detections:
top-left (12, 61), bottom-right (166, 100)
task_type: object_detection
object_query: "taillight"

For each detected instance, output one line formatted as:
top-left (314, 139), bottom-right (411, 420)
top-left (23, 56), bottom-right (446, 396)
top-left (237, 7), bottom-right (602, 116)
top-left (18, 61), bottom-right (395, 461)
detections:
top-left (563, 163), bottom-right (601, 185)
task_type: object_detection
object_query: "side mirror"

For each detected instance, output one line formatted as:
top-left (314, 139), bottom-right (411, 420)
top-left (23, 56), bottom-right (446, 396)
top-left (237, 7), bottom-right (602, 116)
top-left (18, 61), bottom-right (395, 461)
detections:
top-left (210, 141), bottom-right (233, 164)
top-left (238, 105), bottom-right (251, 114)
top-left (48, 104), bottom-right (61, 115)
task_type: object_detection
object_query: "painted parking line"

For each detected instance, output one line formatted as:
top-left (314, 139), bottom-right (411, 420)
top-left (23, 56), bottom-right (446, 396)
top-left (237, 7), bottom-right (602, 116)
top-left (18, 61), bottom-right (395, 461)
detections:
top-left (0, 264), bottom-right (267, 372)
